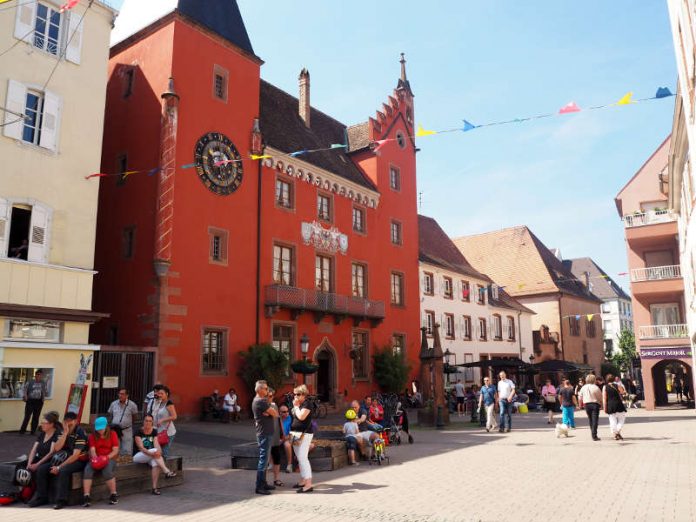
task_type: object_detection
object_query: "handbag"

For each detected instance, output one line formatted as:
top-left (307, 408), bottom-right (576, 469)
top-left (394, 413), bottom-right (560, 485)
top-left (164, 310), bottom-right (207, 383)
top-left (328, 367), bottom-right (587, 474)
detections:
top-left (156, 430), bottom-right (170, 446)
top-left (544, 394), bottom-right (556, 403)
top-left (289, 430), bottom-right (305, 446)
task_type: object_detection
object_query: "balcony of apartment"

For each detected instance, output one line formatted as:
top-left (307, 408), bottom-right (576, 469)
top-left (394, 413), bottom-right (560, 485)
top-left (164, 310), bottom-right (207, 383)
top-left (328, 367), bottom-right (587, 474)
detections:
top-left (264, 284), bottom-right (385, 326)
top-left (622, 210), bottom-right (678, 245)
top-left (630, 265), bottom-right (684, 297)
top-left (637, 324), bottom-right (689, 343)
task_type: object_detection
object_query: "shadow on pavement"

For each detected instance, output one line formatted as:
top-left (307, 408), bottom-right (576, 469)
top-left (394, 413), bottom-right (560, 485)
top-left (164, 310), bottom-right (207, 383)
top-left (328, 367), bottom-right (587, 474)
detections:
top-left (314, 482), bottom-right (387, 494)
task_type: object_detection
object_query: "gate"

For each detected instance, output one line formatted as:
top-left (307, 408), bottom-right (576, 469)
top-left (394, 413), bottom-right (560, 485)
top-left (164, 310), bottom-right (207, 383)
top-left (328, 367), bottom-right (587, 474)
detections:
top-left (91, 349), bottom-right (155, 414)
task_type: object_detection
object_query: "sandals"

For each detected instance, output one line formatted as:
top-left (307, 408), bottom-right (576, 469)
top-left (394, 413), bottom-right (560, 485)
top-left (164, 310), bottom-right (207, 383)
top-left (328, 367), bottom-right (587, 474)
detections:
top-left (292, 483), bottom-right (304, 489)
top-left (165, 471), bottom-right (177, 478)
top-left (152, 488), bottom-right (161, 496)
top-left (273, 480), bottom-right (283, 487)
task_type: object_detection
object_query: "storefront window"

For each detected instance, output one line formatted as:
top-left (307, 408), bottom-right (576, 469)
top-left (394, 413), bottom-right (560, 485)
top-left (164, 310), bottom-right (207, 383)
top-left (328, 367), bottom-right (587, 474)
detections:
top-left (4, 319), bottom-right (62, 343)
top-left (0, 367), bottom-right (54, 400)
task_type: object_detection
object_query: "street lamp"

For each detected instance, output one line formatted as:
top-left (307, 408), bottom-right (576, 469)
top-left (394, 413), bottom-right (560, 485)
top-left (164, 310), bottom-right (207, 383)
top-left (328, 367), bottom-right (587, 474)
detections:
top-left (300, 333), bottom-right (310, 361)
top-left (443, 348), bottom-right (452, 384)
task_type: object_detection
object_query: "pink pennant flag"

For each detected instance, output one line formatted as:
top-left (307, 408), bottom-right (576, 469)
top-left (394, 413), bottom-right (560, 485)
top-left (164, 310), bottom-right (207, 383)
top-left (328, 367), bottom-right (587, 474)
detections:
top-left (371, 139), bottom-right (389, 154)
top-left (558, 102), bottom-right (581, 114)
top-left (85, 173), bottom-right (107, 179)
top-left (60, 0), bottom-right (79, 12)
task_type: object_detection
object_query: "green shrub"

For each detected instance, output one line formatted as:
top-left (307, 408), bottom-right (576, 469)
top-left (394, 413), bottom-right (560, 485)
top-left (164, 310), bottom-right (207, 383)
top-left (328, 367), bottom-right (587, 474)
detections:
top-left (238, 343), bottom-right (288, 393)
top-left (372, 346), bottom-right (411, 393)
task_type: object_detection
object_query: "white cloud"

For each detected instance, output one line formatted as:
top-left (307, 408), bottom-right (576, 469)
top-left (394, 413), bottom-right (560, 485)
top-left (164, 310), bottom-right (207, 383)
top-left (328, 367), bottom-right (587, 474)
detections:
top-left (110, 0), bottom-right (177, 46)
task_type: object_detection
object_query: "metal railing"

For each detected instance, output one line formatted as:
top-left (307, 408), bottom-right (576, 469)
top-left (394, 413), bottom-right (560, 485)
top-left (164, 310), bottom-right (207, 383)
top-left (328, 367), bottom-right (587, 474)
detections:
top-left (638, 324), bottom-right (689, 339)
top-left (623, 209), bottom-right (677, 228)
top-left (631, 265), bottom-right (682, 282)
top-left (265, 285), bottom-right (385, 319)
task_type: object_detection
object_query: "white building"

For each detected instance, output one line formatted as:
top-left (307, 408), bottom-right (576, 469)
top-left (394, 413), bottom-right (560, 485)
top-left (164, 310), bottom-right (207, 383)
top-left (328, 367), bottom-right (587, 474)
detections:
top-left (666, 0), bottom-right (696, 392)
top-left (418, 216), bottom-right (534, 385)
top-left (562, 257), bottom-right (633, 356)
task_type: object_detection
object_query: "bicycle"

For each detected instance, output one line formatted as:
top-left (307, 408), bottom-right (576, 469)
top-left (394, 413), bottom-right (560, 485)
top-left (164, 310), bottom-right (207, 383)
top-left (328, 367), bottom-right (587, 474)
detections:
top-left (370, 433), bottom-right (389, 465)
top-left (307, 395), bottom-right (327, 419)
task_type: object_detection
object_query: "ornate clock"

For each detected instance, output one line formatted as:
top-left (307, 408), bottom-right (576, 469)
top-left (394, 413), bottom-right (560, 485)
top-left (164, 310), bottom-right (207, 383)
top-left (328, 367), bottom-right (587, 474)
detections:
top-left (193, 132), bottom-right (243, 195)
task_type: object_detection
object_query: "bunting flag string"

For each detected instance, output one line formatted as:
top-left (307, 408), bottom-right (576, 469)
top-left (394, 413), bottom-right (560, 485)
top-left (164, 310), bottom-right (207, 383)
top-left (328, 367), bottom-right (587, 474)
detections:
top-left (560, 314), bottom-right (600, 322)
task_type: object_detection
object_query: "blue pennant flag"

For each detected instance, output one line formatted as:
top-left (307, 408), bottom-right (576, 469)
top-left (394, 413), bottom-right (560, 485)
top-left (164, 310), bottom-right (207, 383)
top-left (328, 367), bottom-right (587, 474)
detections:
top-left (330, 143), bottom-right (347, 149)
top-left (147, 167), bottom-right (161, 176)
top-left (290, 150), bottom-right (308, 157)
top-left (180, 163), bottom-right (196, 169)
top-left (462, 119), bottom-right (476, 132)
top-left (655, 87), bottom-right (673, 99)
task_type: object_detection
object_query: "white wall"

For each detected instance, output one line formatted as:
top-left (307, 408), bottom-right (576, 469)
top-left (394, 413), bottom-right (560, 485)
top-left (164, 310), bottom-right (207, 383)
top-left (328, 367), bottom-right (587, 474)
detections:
top-left (601, 298), bottom-right (634, 353)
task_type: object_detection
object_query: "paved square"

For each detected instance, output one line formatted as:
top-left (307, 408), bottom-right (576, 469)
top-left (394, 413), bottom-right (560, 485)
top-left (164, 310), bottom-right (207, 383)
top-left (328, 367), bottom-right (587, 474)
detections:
top-left (3, 409), bottom-right (694, 522)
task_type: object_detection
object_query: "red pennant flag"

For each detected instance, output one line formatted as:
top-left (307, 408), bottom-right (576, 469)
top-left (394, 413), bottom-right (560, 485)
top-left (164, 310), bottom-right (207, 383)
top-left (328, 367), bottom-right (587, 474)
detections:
top-left (85, 173), bottom-right (108, 179)
top-left (60, 0), bottom-right (79, 12)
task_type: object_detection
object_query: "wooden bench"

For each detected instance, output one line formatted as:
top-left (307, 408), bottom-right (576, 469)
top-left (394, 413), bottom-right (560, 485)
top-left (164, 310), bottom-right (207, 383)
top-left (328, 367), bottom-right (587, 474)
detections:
top-left (230, 442), bottom-right (347, 472)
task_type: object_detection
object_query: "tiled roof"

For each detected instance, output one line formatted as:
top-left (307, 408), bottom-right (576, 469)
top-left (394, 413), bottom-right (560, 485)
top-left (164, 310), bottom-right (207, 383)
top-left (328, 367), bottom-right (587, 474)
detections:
top-left (453, 226), bottom-right (601, 303)
top-left (178, 0), bottom-right (256, 57)
top-left (489, 288), bottom-right (535, 315)
top-left (259, 81), bottom-right (376, 191)
top-left (418, 215), bottom-right (491, 281)
top-left (346, 122), bottom-right (371, 152)
top-left (562, 258), bottom-right (631, 301)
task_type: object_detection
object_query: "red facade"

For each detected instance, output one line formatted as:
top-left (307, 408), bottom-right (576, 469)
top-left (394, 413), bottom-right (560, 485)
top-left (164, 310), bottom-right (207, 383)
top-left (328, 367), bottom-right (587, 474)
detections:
top-left (93, 3), bottom-right (420, 415)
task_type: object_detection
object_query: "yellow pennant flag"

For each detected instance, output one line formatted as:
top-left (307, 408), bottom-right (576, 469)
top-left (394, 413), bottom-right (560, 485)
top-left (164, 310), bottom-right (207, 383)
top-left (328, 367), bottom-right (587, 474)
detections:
top-left (517, 283), bottom-right (526, 290)
top-left (0, 0), bottom-right (13, 4)
top-left (587, 314), bottom-right (594, 322)
top-left (250, 154), bottom-right (272, 160)
top-left (416, 124), bottom-right (436, 137)
top-left (121, 170), bottom-right (139, 179)
top-left (616, 92), bottom-right (634, 105)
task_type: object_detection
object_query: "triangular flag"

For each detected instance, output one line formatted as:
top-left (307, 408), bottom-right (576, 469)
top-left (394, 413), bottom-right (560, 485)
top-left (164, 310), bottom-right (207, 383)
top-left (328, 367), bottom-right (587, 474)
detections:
top-left (655, 87), bottom-right (673, 99)
top-left (616, 92), bottom-right (634, 105)
top-left (330, 143), bottom-right (347, 149)
top-left (0, 0), bottom-right (14, 4)
top-left (85, 173), bottom-right (107, 179)
top-left (290, 150), bottom-right (308, 158)
top-left (517, 283), bottom-right (526, 290)
top-left (120, 170), bottom-right (138, 179)
top-left (617, 272), bottom-right (628, 276)
top-left (575, 315), bottom-right (581, 320)
top-left (180, 163), bottom-right (197, 169)
top-left (371, 139), bottom-right (389, 154)
top-left (462, 119), bottom-right (476, 132)
top-left (416, 124), bottom-right (436, 137)
top-left (60, 0), bottom-right (79, 12)
top-left (587, 314), bottom-right (594, 322)
top-left (147, 167), bottom-right (161, 176)
top-left (559, 102), bottom-right (581, 114)
top-left (250, 154), bottom-right (271, 160)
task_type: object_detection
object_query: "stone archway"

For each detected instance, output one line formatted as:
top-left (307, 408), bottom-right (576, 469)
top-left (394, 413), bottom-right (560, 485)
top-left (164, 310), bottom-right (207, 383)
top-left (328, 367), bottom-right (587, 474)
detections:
top-left (313, 340), bottom-right (338, 405)
top-left (651, 359), bottom-right (692, 407)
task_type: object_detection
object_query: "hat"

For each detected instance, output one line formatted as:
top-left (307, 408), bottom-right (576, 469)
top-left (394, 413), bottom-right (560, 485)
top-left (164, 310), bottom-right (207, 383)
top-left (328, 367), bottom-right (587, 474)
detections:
top-left (94, 416), bottom-right (108, 431)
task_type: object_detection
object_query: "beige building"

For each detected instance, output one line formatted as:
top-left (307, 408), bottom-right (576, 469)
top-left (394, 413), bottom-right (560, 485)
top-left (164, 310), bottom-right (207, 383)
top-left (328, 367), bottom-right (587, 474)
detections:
top-left (0, 0), bottom-right (116, 430)
top-left (454, 226), bottom-right (604, 373)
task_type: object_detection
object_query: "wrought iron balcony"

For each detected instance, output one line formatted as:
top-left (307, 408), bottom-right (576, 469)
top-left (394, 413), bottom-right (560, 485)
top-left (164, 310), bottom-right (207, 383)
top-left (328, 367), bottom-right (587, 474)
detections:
top-left (622, 209), bottom-right (677, 228)
top-left (264, 285), bottom-right (385, 325)
top-left (631, 265), bottom-right (682, 282)
top-left (638, 324), bottom-right (689, 339)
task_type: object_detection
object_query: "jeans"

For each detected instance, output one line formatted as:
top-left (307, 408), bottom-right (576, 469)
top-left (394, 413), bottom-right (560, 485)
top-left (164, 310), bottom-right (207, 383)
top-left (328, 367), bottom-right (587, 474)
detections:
top-left (584, 403), bottom-right (600, 438)
top-left (161, 434), bottom-right (175, 458)
top-left (54, 460), bottom-right (87, 502)
top-left (256, 434), bottom-right (271, 488)
top-left (499, 399), bottom-right (511, 430)
top-left (20, 399), bottom-right (43, 434)
top-left (561, 405), bottom-right (576, 428)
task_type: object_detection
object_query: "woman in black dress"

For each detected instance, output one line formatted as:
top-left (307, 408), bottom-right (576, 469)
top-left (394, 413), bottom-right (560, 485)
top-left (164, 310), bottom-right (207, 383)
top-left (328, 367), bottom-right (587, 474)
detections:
top-left (602, 373), bottom-right (627, 440)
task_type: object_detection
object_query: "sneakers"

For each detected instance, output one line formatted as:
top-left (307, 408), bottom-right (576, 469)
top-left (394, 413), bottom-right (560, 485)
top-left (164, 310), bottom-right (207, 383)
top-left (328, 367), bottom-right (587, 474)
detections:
top-left (82, 494), bottom-right (91, 507)
top-left (285, 464), bottom-right (292, 473)
top-left (408, 434), bottom-right (414, 444)
top-left (505, 428), bottom-right (511, 433)
top-left (263, 483), bottom-right (276, 491)
top-left (109, 493), bottom-right (119, 505)
top-left (498, 428), bottom-right (505, 433)
top-left (255, 487), bottom-right (271, 495)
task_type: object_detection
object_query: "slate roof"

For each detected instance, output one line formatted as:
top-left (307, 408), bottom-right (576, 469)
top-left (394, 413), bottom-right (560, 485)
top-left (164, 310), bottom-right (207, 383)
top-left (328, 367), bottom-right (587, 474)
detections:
top-left (453, 226), bottom-right (601, 303)
top-left (259, 81), bottom-right (376, 191)
top-left (178, 0), bottom-right (256, 57)
top-left (562, 258), bottom-right (631, 301)
top-left (418, 216), bottom-right (533, 314)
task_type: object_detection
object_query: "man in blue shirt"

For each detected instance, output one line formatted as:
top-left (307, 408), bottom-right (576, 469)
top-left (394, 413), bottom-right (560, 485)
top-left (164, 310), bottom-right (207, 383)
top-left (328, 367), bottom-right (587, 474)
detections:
top-left (478, 377), bottom-right (498, 432)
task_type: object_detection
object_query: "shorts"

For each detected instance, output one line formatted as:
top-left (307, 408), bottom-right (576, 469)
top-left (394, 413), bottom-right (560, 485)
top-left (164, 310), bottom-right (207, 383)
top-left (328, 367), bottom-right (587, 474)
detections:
top-left (456, 397), bottom-right (465, 405)
top-left (543, 401), bottom-right (556, 411)
top-left (82, 459), bottom-right (117, 480)
top-left (345, 436), bottom-right (358, 450)
top-left (270, 444), bottom-right (282, 465)
top-left (358, 431), bottom-right (373, 443)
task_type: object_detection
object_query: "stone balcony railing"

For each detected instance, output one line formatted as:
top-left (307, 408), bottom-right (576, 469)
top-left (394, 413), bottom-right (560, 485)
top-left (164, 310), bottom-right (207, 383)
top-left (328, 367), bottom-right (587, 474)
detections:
top-left (622, 209), bottom-right (677, 228)
top-left (264, 284), bottom-right (385, 324)
top-left (631, 265), bottom-right (682, 282)
top-left (638, 324), bottom-right (689, 339)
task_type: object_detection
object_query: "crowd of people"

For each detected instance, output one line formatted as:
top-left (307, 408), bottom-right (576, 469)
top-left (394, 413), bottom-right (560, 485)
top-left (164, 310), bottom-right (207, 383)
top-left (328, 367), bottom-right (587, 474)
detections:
top-left (16, 383), bottom-right (178, 509)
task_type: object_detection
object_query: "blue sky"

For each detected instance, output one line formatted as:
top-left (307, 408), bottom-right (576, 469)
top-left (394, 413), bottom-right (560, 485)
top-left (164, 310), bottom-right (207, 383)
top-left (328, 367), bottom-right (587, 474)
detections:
top-left (114, 1), bottom-right (676, 290)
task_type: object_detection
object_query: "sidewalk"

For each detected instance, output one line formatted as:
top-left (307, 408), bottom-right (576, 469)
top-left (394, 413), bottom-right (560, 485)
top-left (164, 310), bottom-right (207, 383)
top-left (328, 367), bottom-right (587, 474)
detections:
top-left (2, 408), bottom-right (694, 521)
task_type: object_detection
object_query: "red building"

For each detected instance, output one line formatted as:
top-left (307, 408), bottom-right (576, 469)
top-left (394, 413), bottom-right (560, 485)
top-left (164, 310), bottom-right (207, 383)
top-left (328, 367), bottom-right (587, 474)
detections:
top-left (92, 0), bottom-right (421, 416)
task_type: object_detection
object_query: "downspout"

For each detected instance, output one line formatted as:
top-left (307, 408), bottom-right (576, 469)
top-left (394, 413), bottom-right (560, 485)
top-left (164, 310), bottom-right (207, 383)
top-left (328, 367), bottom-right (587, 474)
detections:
top-left (557, 294), bottom-right (566, 361)
top-left (255, 151), bottom-right (263, 345)
top-left (517, 311), bottom-right (523, 360)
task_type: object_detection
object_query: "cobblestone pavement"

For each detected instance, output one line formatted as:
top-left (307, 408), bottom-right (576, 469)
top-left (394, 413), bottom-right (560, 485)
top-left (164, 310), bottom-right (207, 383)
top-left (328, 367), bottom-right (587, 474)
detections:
top-left (3, 408), bottom-right (695, 522)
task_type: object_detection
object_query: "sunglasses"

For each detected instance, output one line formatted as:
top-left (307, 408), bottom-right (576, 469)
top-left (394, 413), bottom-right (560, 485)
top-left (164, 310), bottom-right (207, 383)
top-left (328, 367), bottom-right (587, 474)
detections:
top-left (280, 410), bottom-right (289, 414)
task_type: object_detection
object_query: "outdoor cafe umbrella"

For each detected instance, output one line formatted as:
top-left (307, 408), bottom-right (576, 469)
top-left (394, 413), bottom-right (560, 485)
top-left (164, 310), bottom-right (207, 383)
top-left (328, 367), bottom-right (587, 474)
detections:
top-left (532, 360), bottom-right (592, 373)
top-left (456, 357), bottom-right (531, 370)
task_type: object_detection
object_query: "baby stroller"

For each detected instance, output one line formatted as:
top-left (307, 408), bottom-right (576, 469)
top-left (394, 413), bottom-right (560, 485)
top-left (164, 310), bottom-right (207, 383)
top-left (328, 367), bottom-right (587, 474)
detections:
top-left (383, 401), bottom-right (409, 445)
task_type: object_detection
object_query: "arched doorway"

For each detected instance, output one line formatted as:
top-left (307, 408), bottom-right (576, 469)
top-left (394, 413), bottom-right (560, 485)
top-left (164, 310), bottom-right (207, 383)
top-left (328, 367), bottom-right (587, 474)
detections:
top-left (314, 342), bottom-right (337, 404)
top-left (651, 359), bottom-right (693, 407)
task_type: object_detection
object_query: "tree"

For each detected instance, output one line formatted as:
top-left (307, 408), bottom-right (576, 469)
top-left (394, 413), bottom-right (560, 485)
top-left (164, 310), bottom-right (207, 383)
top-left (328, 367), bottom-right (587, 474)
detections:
top-left (372, 347), bottom-right (411, 393)
top-left (613, 329), bottom-right (637, 374)
top-left (238, 343), bottom-right (288, 393)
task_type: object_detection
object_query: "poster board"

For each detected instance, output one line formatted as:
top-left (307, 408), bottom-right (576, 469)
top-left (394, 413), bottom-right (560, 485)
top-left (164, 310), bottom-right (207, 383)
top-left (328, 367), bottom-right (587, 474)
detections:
top-left (64, 384), bottom-right (88, 420)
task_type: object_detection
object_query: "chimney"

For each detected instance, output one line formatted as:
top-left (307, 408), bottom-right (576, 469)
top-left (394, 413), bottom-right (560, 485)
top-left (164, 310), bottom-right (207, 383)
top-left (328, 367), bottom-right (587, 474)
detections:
top-left (583, 271), bottom-right (590, 288)
top-left (298, 68), bottom-right (310, 127)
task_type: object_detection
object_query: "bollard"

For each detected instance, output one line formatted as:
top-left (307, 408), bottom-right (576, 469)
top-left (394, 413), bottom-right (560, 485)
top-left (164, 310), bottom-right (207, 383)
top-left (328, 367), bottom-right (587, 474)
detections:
top-left (436, 405), bottom-right (445, 429)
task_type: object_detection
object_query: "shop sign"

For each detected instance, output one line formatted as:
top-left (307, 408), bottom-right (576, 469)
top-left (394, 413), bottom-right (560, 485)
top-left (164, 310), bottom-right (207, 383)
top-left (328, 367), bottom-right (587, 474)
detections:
top-left (102, 376), bottom-right (119, 388)
top-left (639, 346), bottom-right (693, 359)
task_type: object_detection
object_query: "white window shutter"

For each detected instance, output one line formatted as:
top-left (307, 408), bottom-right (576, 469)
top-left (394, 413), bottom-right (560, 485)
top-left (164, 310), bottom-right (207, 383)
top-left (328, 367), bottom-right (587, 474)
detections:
top-left (14, 0), bottom-right (37, 43)
top-left (3, 79), bottom-right (27, 140)
top-left (39, 90), bottom-right (61, 151)
top-left (0, 197), bottom-right (10, 257)
top-left (65, 11), bottom-right (83, 65)
top-left (27, 202), bottom-right (51, 263)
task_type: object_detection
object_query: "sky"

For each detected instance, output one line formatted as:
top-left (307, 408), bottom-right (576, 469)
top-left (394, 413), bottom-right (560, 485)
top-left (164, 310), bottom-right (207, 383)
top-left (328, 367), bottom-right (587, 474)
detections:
top-left (112, 0), bottom-right (676, 292)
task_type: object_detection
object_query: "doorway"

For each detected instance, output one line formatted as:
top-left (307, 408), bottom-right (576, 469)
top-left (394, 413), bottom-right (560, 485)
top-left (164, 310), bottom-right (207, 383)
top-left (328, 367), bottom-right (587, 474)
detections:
top-left (651, 359), bottom-right (693, 408)
top-left (315, 345), bottom-right (335, 404)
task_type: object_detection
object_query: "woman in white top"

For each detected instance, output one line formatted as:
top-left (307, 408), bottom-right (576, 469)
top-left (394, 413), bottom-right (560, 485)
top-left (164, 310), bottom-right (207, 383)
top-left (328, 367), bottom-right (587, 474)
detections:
top-left (149, 386), bottom-right (177, 457)
top-left (578, 374), bottom-right (603, 441)
top-left (223, 388), bottom-right (240, 422)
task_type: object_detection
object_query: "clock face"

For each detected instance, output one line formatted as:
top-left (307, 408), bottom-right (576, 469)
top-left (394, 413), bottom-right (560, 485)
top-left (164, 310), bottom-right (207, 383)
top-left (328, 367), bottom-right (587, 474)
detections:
top-left (194, 132), bottom-right (243, 195)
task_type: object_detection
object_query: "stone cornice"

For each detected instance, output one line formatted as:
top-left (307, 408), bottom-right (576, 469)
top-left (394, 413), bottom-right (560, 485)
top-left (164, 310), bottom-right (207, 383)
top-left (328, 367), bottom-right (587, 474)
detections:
top-left (264, 147), bottom-right (380, 209)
